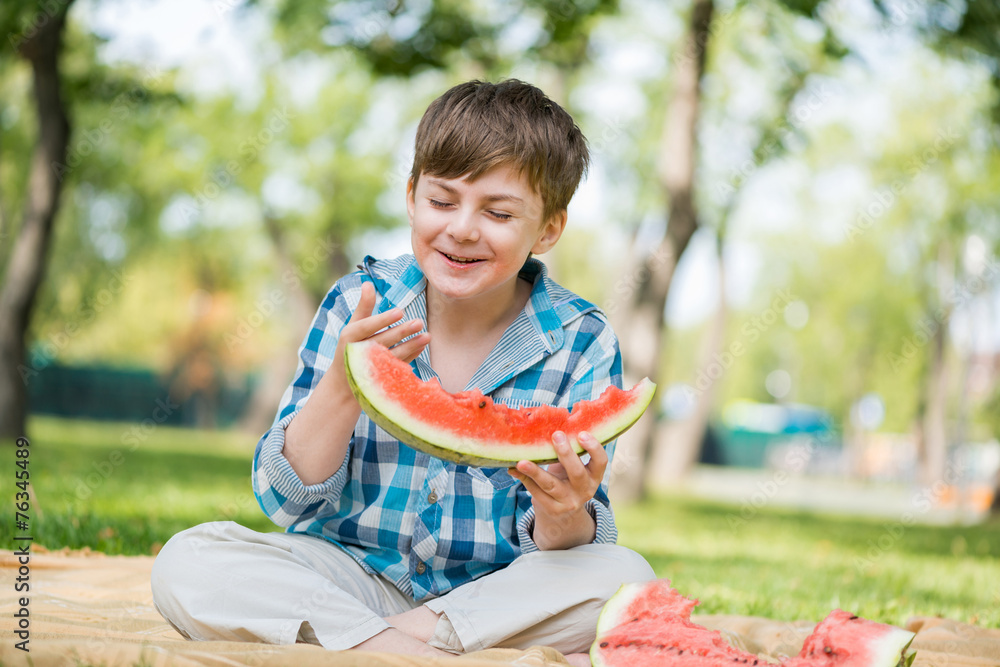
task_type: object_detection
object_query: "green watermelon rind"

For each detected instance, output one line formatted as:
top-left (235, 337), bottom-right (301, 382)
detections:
top-left (345, 341), bottom-right (657, 467)
top-left (876, 629), bottom-right (917, 667)
top-left (594, 582), bottom-right (644, 635)
top-left (856, 625), bottom-right (916, 667)
top-left (590, 582), bottom-right (643, 667)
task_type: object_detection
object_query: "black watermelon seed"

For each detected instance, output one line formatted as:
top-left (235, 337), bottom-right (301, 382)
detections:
top-left (824, 646), bottom-right (833, 654)
top-left (849, 615), bottom-right (859, 620)
top-left (600, 642), bottom-right (608, 648)
top-left (479, 401), bottom-right (486, 408)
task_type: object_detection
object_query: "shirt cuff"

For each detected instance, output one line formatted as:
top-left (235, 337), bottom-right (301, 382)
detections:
top-left (515, 498), bottom-right (618, 554)
top-left (253, 411), bottom-right (352, 526)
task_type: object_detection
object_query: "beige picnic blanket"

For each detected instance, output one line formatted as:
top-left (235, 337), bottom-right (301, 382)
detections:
top-left (1, 548), bottom-right (997, 667)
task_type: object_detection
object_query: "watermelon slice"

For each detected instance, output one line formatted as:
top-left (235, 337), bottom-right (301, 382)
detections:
top-left (782, 610), bottom-right (916, 667)
top-left (591, 580), bottom-right (768, 666)
top-left (590, 580), bottom-right (917, 667)
top-left (343, 340), bottom-right (656, 467)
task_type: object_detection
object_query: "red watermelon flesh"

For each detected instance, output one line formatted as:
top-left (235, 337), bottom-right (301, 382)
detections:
top-left (591, 581), bottom-right (916, 667)
top-left (782, 610), bottom-right (916, 667)
top-left (593, 616), bottom-right (769, 666)
top-left (344, 340), bottom-right (656, 466)
top-left (591, 580), bottom-right (767, 667)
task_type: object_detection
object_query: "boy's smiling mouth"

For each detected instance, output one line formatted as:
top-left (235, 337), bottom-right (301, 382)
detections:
top-left (440, 251), bottom-right (484, 265)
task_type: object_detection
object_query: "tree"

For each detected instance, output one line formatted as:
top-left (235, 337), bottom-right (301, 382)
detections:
top-left (608, 0), bottom-right (713, 500)
top-left (610, 0), bottom-right (850, 500)
top-left (0, 1), bottom-right (75, 439)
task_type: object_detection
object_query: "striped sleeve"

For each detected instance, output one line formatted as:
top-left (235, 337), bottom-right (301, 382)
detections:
top-left (251, 275), bottom-right (363, 527)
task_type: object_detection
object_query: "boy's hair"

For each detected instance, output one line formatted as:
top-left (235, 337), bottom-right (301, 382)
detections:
top-left (410, 79), bottom-right (589, 221)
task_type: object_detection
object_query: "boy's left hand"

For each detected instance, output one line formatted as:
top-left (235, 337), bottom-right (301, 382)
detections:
top-left (509, 431), bottom-right (607, 548)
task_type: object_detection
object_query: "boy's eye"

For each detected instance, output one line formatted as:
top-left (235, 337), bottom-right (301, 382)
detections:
top-left (488, 211), bottom-right (513, 221)
top-left (429, 199), bottom-right (451, 208)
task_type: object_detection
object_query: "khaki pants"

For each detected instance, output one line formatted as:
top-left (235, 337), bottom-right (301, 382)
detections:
top-left (151, 521), bottom-right (655, 654)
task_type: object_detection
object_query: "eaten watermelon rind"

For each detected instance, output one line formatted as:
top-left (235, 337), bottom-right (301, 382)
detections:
top-left (344, 340), bottom-right (657, 467)
top-left (591, 583), bottom-right (642, 666)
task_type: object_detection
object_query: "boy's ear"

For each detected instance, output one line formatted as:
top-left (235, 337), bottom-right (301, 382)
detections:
top-left (531, 209), bottom-right (568, 255)
top-left (405, 177), bottom-right (416, 227)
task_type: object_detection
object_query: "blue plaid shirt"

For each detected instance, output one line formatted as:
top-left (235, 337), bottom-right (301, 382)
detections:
top-left (253, 254), bottom-right (623, 601)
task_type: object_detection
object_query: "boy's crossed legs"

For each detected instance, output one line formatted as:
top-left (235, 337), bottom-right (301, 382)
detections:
top-left (151, 521), bottom-right (655, 657)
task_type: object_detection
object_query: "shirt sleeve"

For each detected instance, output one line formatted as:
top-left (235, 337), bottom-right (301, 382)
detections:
top-left (516, 313), bottom-right (623, 552)
top-left (251, 274), bottom-right (366, 528)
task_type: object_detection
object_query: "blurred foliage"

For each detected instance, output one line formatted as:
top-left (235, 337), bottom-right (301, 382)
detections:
top-left (263, 0), bottom-right (620, 77)
top-left (1, 0), bottom-right (998, 448)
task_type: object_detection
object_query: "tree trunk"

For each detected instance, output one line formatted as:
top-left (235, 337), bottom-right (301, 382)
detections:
top-left (0, 2), bottom-right (73, 440)
top-left (922, 320), bottom-right (951, 486)
top-left (661, 230), bottom-right (726, 482)
top-left (919, 242), bottom-right (953, 487)
top-left (610, 0), bottom-right (714, 504)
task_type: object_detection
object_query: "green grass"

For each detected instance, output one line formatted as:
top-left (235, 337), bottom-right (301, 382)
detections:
top-left (2, 416), bottom-right (998, 629)
top-left (617, 495), bottom-right (1000, 628)
top-left (0, 416), bottom-right (273, 554)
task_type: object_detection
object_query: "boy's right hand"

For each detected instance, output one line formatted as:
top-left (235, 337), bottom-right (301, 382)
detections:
top-left (330, 281), bottom-right (430, 402)
top-left (283, 281), bottom-right (429, 485)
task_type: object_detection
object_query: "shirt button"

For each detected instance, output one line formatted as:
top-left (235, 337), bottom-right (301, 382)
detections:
top-left (416, 562), bottom-right (426, 575)
top-left (427, 491), bottom-right (438, 504)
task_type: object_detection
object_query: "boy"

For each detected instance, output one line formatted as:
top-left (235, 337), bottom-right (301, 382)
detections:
top-left (151, 79), bottom-right (654, 665)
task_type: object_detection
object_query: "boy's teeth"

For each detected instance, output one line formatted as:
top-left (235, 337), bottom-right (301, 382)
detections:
top-left (445, 253), bottom-right (480, 263)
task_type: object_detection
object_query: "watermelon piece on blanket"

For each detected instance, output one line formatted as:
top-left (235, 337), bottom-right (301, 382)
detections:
top-left (591, 580), bottom-right (768, 666)
top-left (344, 340), bottom-right (656, 467)
top-left (782, 609), bottom-right (916, 667)
top-left (590, 580), bottom-right (917, 667)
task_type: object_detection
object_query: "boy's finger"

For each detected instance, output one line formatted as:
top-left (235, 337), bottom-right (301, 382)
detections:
top-left (510, 469), bottom-right (553, 504)
top-left (348, 306), bottom-right (404, 340)
top-left (354, 281), bottom-right (376, 319)
top-left (579, 431), bottom-right (608, 480)
top-left (374, 319), bottom-right (424, 347)
top-left (515, 460), bottom-right (563, 499)
top-left (552, 432), bottom-right (589, 485)
top-left (391, 332), bottom-right (430, 363)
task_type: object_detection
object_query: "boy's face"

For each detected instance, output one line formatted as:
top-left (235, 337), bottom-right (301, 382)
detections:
top-left (406, 164), bottom-right (566, 305)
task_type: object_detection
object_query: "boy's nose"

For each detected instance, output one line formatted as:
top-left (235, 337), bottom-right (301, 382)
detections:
top-left (446, 210), bottom-right (480, 243)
